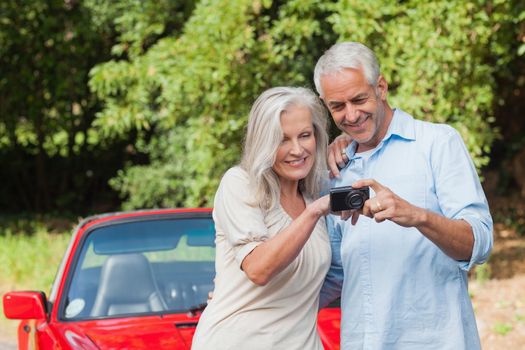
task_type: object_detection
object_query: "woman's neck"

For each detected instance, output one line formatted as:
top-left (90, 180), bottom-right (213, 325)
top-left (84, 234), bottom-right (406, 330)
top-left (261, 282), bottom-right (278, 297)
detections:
top-left (279, 179), bottom-right (306, 219)
top-left (279, 179), bottom-right (300, 200)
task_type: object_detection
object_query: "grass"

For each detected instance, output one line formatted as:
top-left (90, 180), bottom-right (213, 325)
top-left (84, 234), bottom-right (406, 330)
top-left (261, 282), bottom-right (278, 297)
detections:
top-left (0, 216), bottom-right (72, 341)
top-left (493, 322), bottom-right (513, 336)
top-left (0, 220), bottom-right (72, 290)
top-left (472, 263), bottom-right (491, 285)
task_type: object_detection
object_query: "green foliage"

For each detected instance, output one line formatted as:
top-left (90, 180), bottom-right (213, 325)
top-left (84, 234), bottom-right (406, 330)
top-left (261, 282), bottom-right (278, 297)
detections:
top-left (0, 217), bottom-right (72, 338)
top-left (0, 0), bottom-right (523, 212)
top-left (0, 0), bottom-right (103, 156)
top-left (0, 217), bottom-right (72, 290)
top-left (89, 0), bottom-right (524, 209)
top-left (90, 0), bottom-right (334, 208)
top-left (473, 263), bottom-right (491, 285)
top-left (328, 0), bottom-right (508, 170)
top-left (0, 0), bottom-right (127, 212)
top-left (493, 322), bottom-right (513, 336)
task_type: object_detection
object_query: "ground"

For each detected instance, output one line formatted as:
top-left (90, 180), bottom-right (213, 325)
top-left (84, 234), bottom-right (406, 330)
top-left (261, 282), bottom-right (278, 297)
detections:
top-left (470, 222), bottom-right (525, 350)
top-left (1, 224), bottom-right (524, 349)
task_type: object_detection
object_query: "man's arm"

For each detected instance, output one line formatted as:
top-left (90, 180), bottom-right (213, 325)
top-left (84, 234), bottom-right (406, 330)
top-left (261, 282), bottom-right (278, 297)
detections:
top-left (414, 210), bottom-right (474, 260)
top-left (352, 179), bottom-right (474, 260)
top-left (350, 128), bottom-right (492, 263)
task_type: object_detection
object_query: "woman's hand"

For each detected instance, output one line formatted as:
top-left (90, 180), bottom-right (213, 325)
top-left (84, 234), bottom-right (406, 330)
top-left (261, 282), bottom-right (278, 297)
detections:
top-left (312, 195), bottom-right (354, 221)
top-left (327, 134), bottom-right (352, 178)
top-left (309, 194), bottom-right (330, 217)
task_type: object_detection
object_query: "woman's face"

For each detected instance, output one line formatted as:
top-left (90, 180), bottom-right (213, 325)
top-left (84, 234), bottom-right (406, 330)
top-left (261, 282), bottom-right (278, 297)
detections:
top-left (272, 105), bottom-right (316, 186)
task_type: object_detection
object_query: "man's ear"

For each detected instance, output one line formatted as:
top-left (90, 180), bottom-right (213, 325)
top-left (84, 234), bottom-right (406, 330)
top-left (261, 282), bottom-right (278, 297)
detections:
top-left (319, 96), bottom-right (329, 110)
top-left (376, 75), bottom-right (388, 100)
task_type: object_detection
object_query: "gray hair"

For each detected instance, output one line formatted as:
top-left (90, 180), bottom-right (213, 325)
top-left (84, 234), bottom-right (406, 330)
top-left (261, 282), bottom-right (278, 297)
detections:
top-left (240, 86), bottom-right (329, 210)
top-left (314, 42), bottom-right (380, 97)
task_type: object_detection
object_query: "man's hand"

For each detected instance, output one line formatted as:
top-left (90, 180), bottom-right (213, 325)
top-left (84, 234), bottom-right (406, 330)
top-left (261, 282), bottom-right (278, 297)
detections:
top-left (350, 178), bottom-right (475, 261)
top-left (327, 134), bottom-right (352, 178)
top-left (350, 178), bottom-right (424, 227)
top-left (332, 209), bottom-right (353, 221)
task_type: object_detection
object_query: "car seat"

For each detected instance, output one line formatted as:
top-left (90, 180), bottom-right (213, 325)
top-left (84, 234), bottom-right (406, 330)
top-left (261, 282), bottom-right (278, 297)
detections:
top-left (90, 253), bottom-right (167, 317)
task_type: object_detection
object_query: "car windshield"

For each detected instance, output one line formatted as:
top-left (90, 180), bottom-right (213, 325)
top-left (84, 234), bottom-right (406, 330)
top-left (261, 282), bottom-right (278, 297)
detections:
top-left (62, 216), bottom-right (215, 320)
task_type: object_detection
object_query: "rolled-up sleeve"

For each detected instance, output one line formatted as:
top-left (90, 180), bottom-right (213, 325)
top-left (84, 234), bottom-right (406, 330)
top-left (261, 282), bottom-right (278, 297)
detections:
top-left (432, 127), bottom-right (493, 270)
top-left (213, 167), bottom-right (269, 268)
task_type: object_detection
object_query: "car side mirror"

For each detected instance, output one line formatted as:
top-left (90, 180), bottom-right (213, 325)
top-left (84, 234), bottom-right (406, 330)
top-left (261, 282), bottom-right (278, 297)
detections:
top-left (3, 291), bottom-right (47, 320)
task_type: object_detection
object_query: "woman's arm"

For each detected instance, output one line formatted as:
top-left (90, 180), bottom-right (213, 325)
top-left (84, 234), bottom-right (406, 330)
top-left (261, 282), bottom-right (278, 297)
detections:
top-left (241, 195), bottom-right (329, 286)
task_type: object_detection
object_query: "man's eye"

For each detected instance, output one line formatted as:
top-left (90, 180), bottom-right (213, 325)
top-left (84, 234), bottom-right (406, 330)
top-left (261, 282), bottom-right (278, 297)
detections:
top-left (331, 104), bottom-right (344, 111)
top-left (354, 98), bottom-right (366, 104)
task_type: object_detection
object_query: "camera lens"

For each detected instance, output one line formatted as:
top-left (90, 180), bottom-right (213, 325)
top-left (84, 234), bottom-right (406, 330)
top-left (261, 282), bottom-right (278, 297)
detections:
top-left (345, 192), bottom-right (364, 209)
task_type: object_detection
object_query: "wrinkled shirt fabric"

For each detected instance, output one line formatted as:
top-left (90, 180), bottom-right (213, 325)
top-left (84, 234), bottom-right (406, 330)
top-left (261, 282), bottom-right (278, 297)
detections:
top-left (320, 109), bottom-right (493, 350)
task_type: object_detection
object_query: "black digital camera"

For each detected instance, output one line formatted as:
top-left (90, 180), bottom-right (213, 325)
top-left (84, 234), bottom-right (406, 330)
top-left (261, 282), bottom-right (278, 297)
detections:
top-left (329, 186), bottom-right (370, 212)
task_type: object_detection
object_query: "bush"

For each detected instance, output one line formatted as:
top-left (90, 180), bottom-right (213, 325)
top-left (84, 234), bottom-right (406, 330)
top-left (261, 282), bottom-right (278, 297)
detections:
top-left (88, 0), bottom-right (524, 209)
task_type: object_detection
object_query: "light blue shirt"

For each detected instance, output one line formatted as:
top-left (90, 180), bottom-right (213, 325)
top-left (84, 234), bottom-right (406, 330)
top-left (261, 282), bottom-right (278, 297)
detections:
top-left (320, 109), bottom-right (493, 350)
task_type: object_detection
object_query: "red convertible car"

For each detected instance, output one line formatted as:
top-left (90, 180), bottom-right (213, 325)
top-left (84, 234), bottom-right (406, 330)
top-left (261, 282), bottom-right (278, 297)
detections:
top-left (3, 208), bottom-right (341, 349)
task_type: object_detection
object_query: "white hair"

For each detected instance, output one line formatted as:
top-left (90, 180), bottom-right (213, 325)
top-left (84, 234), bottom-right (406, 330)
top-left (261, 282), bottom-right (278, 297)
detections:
top-left (314, 42), bottom-right (380, 97)
top-left (240, 86), bottom-right (329, 210)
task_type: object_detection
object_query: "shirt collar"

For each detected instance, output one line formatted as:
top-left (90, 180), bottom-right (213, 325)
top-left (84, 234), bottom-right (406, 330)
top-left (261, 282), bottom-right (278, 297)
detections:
top-left (346, 108), bottom-right (416, 158)
top-left (383, 108), bottom-right (416, 142)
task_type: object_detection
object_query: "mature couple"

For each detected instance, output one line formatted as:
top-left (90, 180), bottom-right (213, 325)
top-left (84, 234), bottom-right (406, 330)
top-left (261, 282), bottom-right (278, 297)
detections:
top-left (191, 42), bottom-right (493, 350)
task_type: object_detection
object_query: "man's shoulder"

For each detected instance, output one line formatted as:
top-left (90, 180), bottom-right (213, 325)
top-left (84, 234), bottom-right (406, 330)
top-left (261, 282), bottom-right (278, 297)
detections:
top-left (397, 109), bottom-right (458, 140)
top-left (389, 109), bottom-right (464, 156)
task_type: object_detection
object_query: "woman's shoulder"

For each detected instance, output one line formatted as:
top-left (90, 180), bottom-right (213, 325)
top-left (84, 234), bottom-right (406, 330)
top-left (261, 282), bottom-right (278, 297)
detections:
top-left (214, 166), bottom-right (260, 214)
top-left (221, 166), bottom-right (249, 185)
top-left (217, 166), bottom-right (253, 196)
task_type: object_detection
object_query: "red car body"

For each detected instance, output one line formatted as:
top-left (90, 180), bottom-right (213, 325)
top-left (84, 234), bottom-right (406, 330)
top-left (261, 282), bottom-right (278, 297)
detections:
top-left (3, 208), bottom-right (341, 349)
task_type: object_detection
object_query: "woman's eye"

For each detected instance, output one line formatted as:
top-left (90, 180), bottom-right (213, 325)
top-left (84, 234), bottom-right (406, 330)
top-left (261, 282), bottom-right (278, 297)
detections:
top-left (300, 133), bottom-right (311, 138)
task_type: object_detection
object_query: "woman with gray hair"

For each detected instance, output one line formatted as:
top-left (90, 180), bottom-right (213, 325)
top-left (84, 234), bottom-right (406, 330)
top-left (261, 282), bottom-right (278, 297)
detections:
top-left (192, 86), bottom-right (331, 350)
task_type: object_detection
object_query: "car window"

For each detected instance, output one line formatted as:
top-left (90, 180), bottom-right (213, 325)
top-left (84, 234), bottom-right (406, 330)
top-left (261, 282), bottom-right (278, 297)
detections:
top-left (62, 217), bottom-right (215, 320)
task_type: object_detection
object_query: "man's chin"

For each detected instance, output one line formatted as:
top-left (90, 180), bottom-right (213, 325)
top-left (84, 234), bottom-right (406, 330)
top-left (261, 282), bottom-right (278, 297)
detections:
top-left (353, 136), bottom-right (382, 151)
top-left (348, 134), bottom-right (372, 145)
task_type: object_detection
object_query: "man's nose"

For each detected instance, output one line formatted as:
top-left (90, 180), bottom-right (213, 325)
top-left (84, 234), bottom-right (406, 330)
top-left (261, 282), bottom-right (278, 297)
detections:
top-left (344, 103), bottom-right (360, 123)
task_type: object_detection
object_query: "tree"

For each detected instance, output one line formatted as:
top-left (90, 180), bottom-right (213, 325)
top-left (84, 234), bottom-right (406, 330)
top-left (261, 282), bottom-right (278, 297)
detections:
top-left (0, 0), bottom-right (117, 212)
top-left (89, 0), bottom-right (335, 208)
top-left (2, 0), bottom-right (522, 214)
top-left (91, 0), bottom-right (524, 209)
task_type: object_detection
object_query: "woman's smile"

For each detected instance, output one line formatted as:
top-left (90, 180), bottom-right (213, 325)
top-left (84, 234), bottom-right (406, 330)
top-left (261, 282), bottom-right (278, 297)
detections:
top-left (285, 157), bottom-right (308, 167)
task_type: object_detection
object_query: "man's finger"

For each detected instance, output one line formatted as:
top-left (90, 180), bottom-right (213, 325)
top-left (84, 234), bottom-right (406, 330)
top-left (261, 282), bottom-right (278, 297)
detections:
top-left (341, 209), bottom-right (353, 220)
top-left (352, 178), bottom-right (385, 192)
top-left (351, 211), bottom-right (360, 225)
top-left (328, 153), bottom-right (342, 178)
top-left (360, 199), bottom-right (372, 218)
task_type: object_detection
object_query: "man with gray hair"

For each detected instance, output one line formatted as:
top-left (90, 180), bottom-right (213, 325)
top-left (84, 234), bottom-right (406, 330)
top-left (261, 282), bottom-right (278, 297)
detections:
top-left (317, 42), bottom-right (493, 349)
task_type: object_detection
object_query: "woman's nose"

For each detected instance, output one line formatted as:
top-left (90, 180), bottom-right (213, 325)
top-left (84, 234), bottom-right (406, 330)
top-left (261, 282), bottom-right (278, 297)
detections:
top-left (290, 139), bottom-right (303, 155)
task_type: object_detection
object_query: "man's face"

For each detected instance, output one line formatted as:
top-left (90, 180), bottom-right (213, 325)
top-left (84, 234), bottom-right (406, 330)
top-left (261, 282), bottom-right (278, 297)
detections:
top-left (320, 67), bottom-right (390, 152)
